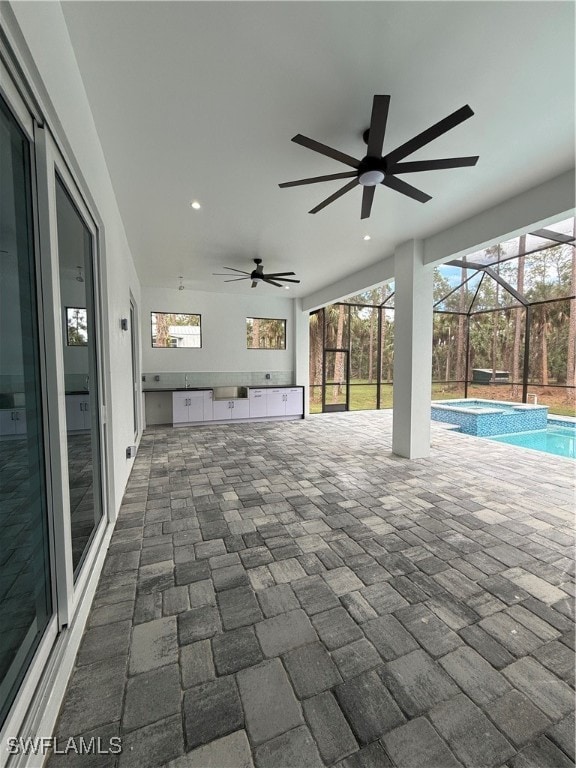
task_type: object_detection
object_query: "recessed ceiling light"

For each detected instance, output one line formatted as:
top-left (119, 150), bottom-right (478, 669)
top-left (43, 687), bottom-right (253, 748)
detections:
top-left (190, 201), bottom-right (201, 210)
top-left (363, 235), bottom-right (371, 241)
top-left (284, 286), bottom-right (290, 290)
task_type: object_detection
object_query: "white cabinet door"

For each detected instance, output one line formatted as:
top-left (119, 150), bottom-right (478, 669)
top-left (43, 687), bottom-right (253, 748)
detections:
top-left (0, 411), bottom-right (16, 436)
top-left (266, 389), bottom-right (285, 417)
top-left (231, 399), bottom-right (250, 419)
top-left (66, 395), bottom-right (86, 431)
top-left (14, 409), bottom-right (27, 434)
top-left (172, 392), bottom-right (190, 424)
top-left (203, 390), bottom-right (214, 421)
top-left (249, 390), bottom-right (267, 418)
top-left (213, 400), bottom-right (232, 420)
top-left (285, 388), bottom-right (303, 416)
top-left (187, 392), bottom-right (205, 422)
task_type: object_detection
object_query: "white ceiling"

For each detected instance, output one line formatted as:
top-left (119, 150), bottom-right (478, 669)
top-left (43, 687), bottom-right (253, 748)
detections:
top-left (61, 1), bottom-right (575, 298)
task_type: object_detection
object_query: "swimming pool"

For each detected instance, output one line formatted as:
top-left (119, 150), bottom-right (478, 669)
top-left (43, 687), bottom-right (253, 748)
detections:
top-left (431, 399), bottom-right (548, 436)
top-left (486, 420), bottom-right (575, 459)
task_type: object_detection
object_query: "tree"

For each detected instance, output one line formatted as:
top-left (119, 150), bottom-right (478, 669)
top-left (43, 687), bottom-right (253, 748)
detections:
top-left (566, 223), bottom-right (576, 395)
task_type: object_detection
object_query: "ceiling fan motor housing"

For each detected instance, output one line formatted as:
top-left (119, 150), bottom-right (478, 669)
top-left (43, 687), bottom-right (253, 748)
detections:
top-left (358, 157), bottom-right (387, 186)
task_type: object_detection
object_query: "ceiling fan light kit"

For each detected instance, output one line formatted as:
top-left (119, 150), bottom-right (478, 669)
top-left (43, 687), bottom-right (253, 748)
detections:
top-left (280, 94), bottom-right (479, 219)
top-left (213, 258), bottom-right (301, 289)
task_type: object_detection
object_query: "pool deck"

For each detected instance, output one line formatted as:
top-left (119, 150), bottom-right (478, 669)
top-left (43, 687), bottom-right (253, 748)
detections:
top-left (48, 411), bottom-right (574, 768)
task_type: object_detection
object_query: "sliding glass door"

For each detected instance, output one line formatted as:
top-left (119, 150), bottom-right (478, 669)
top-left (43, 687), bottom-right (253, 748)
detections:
top-left (0, 95), bottom-right (53, 726)
top-left (55, 178), bottom-right (103, 577)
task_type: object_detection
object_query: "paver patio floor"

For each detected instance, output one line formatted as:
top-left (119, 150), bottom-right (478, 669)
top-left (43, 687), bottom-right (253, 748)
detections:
top-left (49, 411), bottom-right (575, 768)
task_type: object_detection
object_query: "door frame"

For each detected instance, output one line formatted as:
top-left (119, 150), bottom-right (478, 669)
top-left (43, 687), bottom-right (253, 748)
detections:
top-left (35, 125), bottom-right (108, 628)
top-left (322, 348), bottom-right (350, 412)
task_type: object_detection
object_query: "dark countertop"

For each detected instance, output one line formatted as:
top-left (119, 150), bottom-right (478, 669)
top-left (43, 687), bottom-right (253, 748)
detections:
top-left (143, 388), bottom-right (212, 393)
top-left (143, 385), bottom-right (303, 393)
top-left (66, 391), bottom-right (90, 395)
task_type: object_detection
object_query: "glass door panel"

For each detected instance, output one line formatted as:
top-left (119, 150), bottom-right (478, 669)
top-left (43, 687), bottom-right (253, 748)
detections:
top-left (0, 95), bottom-right (53, 726)
top-left (323, 350), bottom-right (349, 412)
top-left (55, 178), bottom-right (103, 577)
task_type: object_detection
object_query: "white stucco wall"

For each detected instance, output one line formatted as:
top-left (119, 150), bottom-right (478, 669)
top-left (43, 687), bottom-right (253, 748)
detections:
top-left (141, 286), bottom-right (295, 374)
top-left (7, 1), bottom-right (142, 512)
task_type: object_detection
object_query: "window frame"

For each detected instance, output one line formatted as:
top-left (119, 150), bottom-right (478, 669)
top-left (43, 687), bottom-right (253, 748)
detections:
top-left (150, 310), bottom-right (203, 349)
top-left (246, 316), bottom-right (287, 350)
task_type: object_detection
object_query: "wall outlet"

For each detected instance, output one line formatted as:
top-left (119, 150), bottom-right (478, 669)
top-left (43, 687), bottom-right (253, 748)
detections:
top-left (154, 375), bottom-right (160, 381)
top-left (265, 373), bottom-right (271, 380)
top-left (142, 375), bottom-right (146, 382)
top-left (126, 445), bottom-right (136, 459)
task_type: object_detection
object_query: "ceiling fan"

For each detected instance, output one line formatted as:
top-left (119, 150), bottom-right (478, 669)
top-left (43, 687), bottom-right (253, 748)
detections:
top-left (213, 258), bottom-right (301, 288)
top-left (279, 95), bottom-right (479, 220)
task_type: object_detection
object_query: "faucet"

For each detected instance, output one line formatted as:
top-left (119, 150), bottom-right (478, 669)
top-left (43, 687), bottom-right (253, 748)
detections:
top-left (84, 375), bottom-right (89, 391)
top-left (185, 374), bottom-right (190, 389)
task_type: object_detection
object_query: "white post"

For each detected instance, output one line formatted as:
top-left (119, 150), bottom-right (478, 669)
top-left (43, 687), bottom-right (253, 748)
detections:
top-left (392, 239), bottom-right (433, 458)
top-left (293, 298), bottom-right (310, 416)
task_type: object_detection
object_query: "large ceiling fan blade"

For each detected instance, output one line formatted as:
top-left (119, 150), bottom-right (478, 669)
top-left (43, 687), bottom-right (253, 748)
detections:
top-left (264, 271), bottom-right (296, 277)
top-left (391, 156), bottom-right (479, 173)
top-left (292, 134), bottom-right (360, 169)
top-left (224, 277), bottom-right (250, 282)
top-left (220, 267), bottom-right (251, 274)
top-left (361, 186), bottom-right (375, 220)
top-left (267, 277), bottom-right (300, 283)
top-left (367, 95), bottom-right (391, 157)
top-left (251, 281), bottom-right (258, 288)
top-left (279, 171), bottom-right (358, 188)
top-left (309, 179), bottom-right (359, 214)
top-left (263, 278), bottom-right (283, 287)
top-left (382, 174), bottom-right (432, 203)
top-left (383, 105), bottom-right (474, 166)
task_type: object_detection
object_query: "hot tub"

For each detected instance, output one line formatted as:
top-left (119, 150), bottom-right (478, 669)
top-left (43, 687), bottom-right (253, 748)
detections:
top-left (431, 399), bottom-right (549, 436)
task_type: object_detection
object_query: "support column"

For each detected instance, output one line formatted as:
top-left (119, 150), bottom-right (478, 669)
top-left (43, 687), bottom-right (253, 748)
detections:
top-left (293, 298), bottom-right (310, 416)
top-left (392, 239), bottom-right (434, 458)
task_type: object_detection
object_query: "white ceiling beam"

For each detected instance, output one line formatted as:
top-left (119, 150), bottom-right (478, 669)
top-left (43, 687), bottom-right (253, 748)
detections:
top-left (301, 254), bottom-right (395, 313)
top-left (423, 169), bottom-right (575, 266)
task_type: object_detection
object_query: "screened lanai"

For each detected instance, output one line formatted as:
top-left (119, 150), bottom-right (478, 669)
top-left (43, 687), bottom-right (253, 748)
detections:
top-left (310, 217), bottom-right (576, 417)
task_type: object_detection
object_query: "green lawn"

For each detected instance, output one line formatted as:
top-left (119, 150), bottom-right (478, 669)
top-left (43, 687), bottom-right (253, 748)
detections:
top-left (309, 382), bottom-right (574, 417)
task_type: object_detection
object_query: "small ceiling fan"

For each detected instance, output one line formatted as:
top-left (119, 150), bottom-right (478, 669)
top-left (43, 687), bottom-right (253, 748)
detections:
top-left (213, 258), bottom-right (301, 288)
top-left (279, 95), bottom-right (479, 219)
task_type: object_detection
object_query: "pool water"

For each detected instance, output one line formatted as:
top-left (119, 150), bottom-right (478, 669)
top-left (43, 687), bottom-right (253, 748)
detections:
top-left (445, 400), bottom-right (517, 412)
top-left (487, 422), bottom-right (576, 459)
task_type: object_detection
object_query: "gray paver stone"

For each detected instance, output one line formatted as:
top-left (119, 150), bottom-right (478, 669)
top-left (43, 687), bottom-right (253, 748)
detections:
top-left (486, 690), bottom-right (551, 748)
top-left (164, 730), bottom-right (254, 768)
top-left (394, 604), bottom-right (462, 657)
top-left (332, 638), bottom-right (382, 679)
top-left (178, 605), bottom-right (221, 644)
top-left (118, 715), bottom-right (183, 768)
top-left (362, 615), bottom-right (419, 660)
top-left (380, 649), bottom-right (459, 716)
top-left (283, 641), bottom-right (342, 698)
top-left (183, 676), bottom-right (244, 750)
top-left (212, 626), bottom-right (263, 675)
top-left (257, 584), bottom-right (300, 617)
top-left (129, 617), bottom-right (178, 674)
top-left (502, 657), bottom-right (574, 720)
top-left (303, 692), bottom-right (358, 764)
top-left (237, 658), bottom-right (303, 745)
top-left (382, 716), bottom-right (462, 768)
top-left (311, 607), bottom-right (363, 651)
top-left (123, 663), bottom-right (181, 731)
top-left (254, 726), bottom-right (324, 768)
top-left (218, 585), bottom-right (263, 630)
top-left (509, 736), bottom-right (575, 768)
top-left (439, 646), bottom-right (512, 705)
top-left (334, 669), bottom-right (405, 744)
top-left (255, 609), bottom-right (316, 657)
top-left (180, 639), bottom-right (215, 688)
top-left (429, 693), bottom-right (515, 768)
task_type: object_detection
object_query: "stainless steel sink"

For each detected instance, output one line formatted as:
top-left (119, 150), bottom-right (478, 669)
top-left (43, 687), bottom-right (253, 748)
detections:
top-left (213, 386), bottom-right (248, 400)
